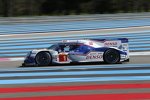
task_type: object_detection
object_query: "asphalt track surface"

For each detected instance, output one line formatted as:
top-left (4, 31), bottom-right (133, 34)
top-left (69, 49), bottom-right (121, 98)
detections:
top-left (1, 58), bottom-right (150, 99)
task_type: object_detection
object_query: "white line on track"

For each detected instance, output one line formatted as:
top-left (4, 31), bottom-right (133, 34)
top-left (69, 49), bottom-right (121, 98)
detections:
top-left (130, 51), bottom-right (150, 56)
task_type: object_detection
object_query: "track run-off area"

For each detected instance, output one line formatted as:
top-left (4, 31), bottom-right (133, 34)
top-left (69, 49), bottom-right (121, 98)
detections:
top-left (0, 13), bottom-right (150, 99)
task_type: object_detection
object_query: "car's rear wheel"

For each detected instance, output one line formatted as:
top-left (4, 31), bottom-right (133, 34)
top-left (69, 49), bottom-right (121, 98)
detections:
top-left (103, 49), bottom-right (120, 64)
top-left (35, 52), bottom-right (52, 66)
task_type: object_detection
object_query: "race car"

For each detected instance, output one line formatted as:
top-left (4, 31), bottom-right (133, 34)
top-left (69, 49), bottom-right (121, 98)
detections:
top-left (22, 38), bottom-right (129, 66)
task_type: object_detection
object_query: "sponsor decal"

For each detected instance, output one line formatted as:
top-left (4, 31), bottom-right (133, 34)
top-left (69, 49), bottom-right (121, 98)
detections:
top-left (86, 52), bottom-right (103, 60)
top-left (104, 41), bottom-right (118, 46)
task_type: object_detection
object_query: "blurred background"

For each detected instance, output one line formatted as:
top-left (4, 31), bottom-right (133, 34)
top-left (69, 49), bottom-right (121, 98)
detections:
top-left (0, 0), bottom-right (150, 17)
top-left (0, 1), bottom-right (150, 99)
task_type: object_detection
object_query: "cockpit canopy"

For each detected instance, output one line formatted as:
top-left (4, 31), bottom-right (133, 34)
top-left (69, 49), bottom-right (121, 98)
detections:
top-left (48, 42), bottom-right (93, 53)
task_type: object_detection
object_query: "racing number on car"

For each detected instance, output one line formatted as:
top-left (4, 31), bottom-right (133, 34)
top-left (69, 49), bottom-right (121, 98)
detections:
top-left (59, 54), bottom-right (67, 62)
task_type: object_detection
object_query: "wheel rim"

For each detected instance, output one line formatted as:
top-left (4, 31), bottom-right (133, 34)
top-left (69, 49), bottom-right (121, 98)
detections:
top-left (104, 49), bottom-right (120, 64)
top-left (36, 52), bottom-right (51, 66)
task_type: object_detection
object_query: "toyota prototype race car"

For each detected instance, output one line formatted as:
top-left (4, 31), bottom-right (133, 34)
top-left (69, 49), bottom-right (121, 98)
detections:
top-left (22, 38), bottom-right (129, 67)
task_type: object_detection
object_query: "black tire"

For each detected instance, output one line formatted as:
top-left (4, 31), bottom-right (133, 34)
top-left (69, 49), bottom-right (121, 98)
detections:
top-left (124, 58), bottom-right (130, 62)
top-left (35, 52), bottom-right (52, 66)
top-left (21, 63), bottom-right (26, 67)
top-left (103, 49), bottom-right (120, 64)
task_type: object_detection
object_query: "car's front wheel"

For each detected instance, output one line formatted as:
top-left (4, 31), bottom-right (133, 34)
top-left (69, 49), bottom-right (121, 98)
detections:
top-left (35, 52), bottom-right (52, 66)
top-left (103, 49), bottom-right (120, 64)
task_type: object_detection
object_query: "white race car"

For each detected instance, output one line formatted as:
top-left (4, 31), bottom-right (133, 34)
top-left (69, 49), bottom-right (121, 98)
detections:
top-left (22, 38), bottom-right (129, 66)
